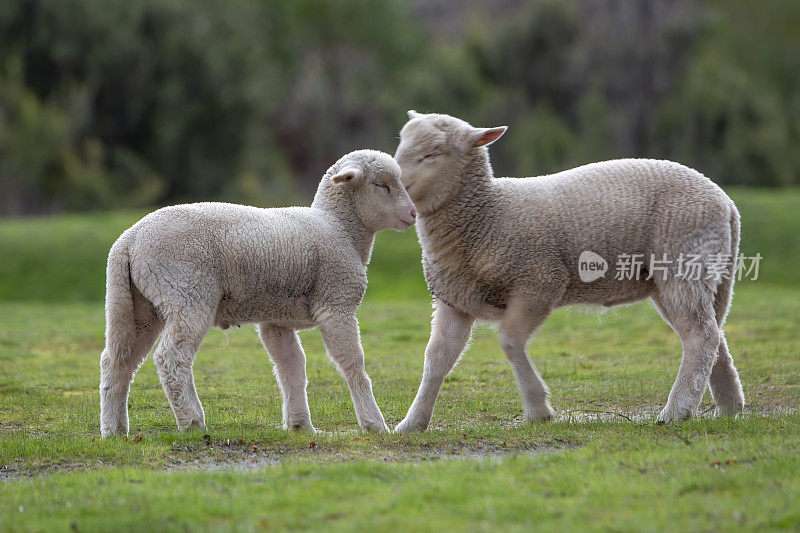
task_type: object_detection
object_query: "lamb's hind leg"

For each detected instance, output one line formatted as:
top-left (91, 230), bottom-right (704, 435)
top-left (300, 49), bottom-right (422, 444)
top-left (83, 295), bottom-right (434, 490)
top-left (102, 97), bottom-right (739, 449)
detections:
top-left (498, 293), bottom-right (557, 422)
top-left (153, 311), bottom-right (211, 431)
top-left (100, 295), bottom-right (163, 437)
top-left (708, 270), bottom-right (744, 417)
top-left (258, 324), bottom-right (314, 432)
top-left (653, 282), bottom-right (721, 424)
top-left (708, 332), bottom-right (744, 416)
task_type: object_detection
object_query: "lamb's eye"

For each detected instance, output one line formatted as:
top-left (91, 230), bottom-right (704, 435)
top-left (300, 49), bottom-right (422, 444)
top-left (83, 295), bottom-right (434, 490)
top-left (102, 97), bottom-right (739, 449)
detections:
top-left (373, 183), bottom-right (390, 194)
top-left (420, 153), bottom-right (439, 162)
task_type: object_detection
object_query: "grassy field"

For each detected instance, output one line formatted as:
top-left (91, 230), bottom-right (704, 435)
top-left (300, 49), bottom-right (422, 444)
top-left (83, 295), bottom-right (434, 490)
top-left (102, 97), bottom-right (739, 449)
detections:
top-left (1, 189), bottom-right (798, 531)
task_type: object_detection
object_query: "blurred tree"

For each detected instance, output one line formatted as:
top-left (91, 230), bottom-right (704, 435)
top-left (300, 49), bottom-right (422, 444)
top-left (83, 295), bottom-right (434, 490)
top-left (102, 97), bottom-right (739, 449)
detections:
top-left (460, 0), bottom-right (705, 176)
top-left (261, 0), bottom-right (426, 187)
top-left (0, 57), bottom-right (110, 213)
top-left (0, 0), bottom-right (797, 215)
top-left (657, 0), bottom-right (800, 186)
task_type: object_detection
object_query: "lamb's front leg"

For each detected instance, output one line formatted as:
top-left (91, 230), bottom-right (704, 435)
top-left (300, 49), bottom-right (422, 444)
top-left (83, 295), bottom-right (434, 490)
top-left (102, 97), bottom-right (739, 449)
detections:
top-left (319, 314), bottom-right (388, 432)
top-left (395, 302), bottom-right (474, 433)
top-left (258, 324), bottom-right (315, 432)
top-left (498, 293), bottom-right (557, 422)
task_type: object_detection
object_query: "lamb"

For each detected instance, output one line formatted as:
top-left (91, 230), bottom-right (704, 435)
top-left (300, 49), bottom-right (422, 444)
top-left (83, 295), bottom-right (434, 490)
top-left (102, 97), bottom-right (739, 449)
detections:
top-left (392, 110), bottom-right (744, 432)
top-left (99, 149), bottom-right (416, 437)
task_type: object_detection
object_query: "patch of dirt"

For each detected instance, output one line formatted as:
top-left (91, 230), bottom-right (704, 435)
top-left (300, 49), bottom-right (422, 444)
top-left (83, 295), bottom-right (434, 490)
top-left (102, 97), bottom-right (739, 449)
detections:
top-left (1, 461), bottom-right (90, 480)
top-left (168, 452), bottom-right (282, 472)
top-left (552, 404), bottom-right (797, 423)
top-left (161, 435), bottom-right (573, 473)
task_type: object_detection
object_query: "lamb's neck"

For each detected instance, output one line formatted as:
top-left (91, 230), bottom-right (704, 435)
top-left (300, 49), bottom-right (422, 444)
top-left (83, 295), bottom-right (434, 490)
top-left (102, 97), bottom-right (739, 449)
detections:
top-left (312, 183), bottom-right (375, 266)
top-left (418, 157), bottom-right (496, 252)
top-left (342, 221), bottom-right (375, 266)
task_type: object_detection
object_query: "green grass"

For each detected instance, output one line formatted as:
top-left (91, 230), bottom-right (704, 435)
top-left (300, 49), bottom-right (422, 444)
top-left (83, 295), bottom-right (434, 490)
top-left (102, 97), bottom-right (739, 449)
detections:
top-left (727, 188), bottom-right (800, 286)
top-left (1, 188), bottom-right (799, 531)
top-left (2, 423), bottom-right (798, 532)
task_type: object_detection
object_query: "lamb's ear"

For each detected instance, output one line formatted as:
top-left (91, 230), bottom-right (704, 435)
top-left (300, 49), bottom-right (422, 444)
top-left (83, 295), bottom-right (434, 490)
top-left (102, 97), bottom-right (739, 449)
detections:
top-left (470, 126), bottom-right (507, 147)
top-left (330, 167), bottom-right (362, 187)
top-left (407, 109), bottom-right (420, 120)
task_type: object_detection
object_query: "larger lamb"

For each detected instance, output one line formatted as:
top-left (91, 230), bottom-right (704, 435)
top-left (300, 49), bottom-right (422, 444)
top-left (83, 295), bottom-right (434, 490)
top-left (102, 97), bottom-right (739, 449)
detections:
top-left (393, 111), bottom-right (744, 431)
top-left (99, 149), bottom-right (416, 437)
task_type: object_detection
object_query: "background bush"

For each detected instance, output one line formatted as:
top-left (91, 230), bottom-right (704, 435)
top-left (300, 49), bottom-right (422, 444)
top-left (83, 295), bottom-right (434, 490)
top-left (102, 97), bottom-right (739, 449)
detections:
top-left (0, 0), bottom-right (798, 215)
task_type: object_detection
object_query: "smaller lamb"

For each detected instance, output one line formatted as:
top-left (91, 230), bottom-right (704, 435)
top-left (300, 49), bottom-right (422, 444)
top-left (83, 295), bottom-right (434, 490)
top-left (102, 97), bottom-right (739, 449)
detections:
top-left (99, 149), bottom-right (416, 437)
top-left (393, 111), bottom-right (744, 431)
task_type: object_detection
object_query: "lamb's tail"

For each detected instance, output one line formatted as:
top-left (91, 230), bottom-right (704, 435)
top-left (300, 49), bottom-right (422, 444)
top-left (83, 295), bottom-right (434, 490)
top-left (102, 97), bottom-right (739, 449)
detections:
top-left (100, 233), bottom-right (143, 436)
top-left (714, 206), bottom-right (740, 327)
top-left (102, 236), bottom-right (138, 359)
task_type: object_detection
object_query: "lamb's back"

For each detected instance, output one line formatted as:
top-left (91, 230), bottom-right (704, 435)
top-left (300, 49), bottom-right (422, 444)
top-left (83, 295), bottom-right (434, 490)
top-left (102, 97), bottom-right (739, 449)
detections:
top-left (493, 159), bottom-right (733, 265)
top-left (125, 202), bottom-right (359, 320)
top-left (422, 159), bottom-right (736, 315)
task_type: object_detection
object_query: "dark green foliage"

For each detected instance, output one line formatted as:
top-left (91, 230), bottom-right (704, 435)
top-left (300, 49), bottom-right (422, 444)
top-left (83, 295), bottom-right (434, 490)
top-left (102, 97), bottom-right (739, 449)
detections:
top-left (454, 0), bottom-right (800, 184)
top-left (0, 0), bottom-right (798, 215)
top-left (0, 0), bottom-right (426, 213)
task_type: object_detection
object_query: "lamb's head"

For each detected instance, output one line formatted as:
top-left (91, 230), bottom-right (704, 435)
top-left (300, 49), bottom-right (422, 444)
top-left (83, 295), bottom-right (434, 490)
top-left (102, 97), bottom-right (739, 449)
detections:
top-left (323, 149), bottom-right (416, 232)
top-left (394, 110), bottom-right (506, 214)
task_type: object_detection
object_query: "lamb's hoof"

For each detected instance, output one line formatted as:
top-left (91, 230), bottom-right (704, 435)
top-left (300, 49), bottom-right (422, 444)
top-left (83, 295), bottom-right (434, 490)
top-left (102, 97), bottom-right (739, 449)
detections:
top-left (524, 405), bottom-right (555, 423)
top-left (714, 407), bottom-right (742, 419)
top-left (100, 428), bottom-right (127, 438)
top-left (394, 417), bottom-right (428, 433)
top-left (360, 419), bottom-right (389, 433)
top-left (179, 419), bottom-right (207, 432)
top-left (100, 416), bottom-right (129, 438)
top-left (713, 398), bottom-right (744, 418)
top-left (656, 405), bottom-right (692, 425)
top-left (288, 421), bottom-right (316, 434)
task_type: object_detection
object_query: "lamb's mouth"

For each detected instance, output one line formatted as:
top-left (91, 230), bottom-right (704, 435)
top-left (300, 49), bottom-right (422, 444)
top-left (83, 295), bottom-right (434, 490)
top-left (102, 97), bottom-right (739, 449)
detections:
top-left (396, 218), bottom-right (415, 231)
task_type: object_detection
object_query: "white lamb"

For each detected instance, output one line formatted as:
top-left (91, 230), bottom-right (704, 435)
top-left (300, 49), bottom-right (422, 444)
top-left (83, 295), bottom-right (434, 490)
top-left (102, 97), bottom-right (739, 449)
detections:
top-left (99, 149), bottom-right (416, 437)
top-left (393, 110), bottom-right (744, 431)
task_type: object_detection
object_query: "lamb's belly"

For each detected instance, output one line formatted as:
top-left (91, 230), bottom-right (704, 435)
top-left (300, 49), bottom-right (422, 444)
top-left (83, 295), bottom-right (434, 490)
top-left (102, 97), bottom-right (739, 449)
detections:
top-left (427, 275), bottom-right (508, 321)
top-left (264, 317), bottom-right (318, 331)
top-left (214, 293), bottom-right (314, 330)
top-left (429, 271), bottom-right (655, 317)
top-left (560, 278), bottom-right (656, 307)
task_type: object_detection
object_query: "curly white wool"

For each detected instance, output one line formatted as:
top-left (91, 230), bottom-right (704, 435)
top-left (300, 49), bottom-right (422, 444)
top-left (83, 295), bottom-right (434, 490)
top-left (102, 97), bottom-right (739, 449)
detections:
top-left (393, 111), bottom-right (744, 431)
top-left (99, 149), bottom-right (416, 437)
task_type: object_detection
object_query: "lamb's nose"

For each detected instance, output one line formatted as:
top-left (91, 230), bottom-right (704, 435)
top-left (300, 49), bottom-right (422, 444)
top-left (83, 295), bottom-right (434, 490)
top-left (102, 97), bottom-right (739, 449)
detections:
top-left (410, 208), bottom-right (417, 220)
